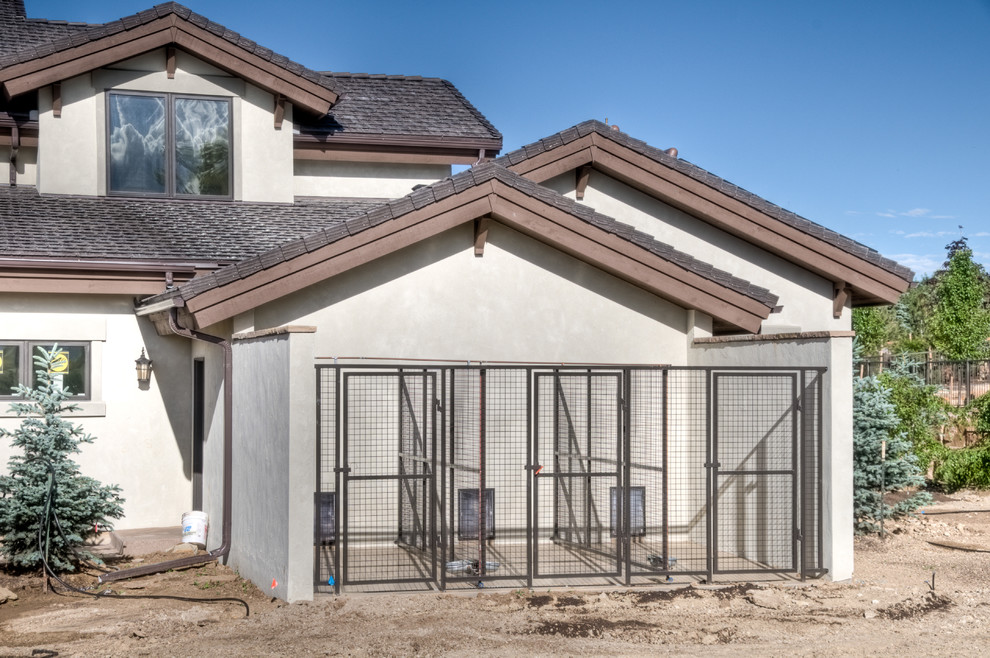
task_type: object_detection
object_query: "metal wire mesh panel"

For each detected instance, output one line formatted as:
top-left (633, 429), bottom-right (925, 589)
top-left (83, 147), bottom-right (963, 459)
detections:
top-left (316, 364), bottom-right (827, 593)
top-left (342, 372), bottom-right (436, 588)
top-left (800, 370), bottom-right (824, 577)
top-left (661, 370), bottom-right (710, 577)
top-left (534, 372), bottom-right (621, 579)
top-left (314, 366), bottom-right (338, 593)
top-left (443, 369), bottom-right (531, 587)
top-left (714, 373), bottom-right (796, 573)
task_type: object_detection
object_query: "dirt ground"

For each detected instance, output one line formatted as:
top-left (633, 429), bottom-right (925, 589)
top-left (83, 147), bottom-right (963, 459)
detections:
top-left (3, 492), bottom-right (990, 657)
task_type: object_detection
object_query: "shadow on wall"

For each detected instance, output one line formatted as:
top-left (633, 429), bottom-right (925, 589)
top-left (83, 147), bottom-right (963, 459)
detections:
top-left (136, 319), bottom-right (195, 484)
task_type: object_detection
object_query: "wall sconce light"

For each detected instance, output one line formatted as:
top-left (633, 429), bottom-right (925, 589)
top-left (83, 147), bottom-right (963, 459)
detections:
top-left (135, 348), bottom-right (153, 385)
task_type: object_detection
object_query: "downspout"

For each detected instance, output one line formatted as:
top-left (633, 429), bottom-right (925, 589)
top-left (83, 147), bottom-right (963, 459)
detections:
top-left (100, 306), bottom-right (232, 583)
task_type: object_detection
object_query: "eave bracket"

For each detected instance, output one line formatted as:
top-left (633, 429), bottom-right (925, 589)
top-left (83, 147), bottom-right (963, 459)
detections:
top-left (833, 281), bottom-right (849, 319)
top-left (474, 216), bottom-right (491, 257)
top-left (575, 164), bottom-right (592, 200)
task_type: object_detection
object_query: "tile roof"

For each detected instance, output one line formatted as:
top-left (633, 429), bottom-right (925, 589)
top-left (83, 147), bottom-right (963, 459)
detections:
top-left (145, 162), bottom-right (777, 309)
top-left (0, 2), bottom-right (337, 95)
top-left (495, 120), bottom-right (914, 282)
top-left (0, 186), bottom-right (382, 264)
top-left (299, 73), bottom-right (501, 141)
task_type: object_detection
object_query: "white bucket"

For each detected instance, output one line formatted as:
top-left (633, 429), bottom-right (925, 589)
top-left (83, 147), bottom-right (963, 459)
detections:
top-left (181, 511), bottom-right (209, 548)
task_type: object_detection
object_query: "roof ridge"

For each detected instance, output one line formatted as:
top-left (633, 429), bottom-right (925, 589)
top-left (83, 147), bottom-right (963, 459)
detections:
top-left (495, 120), bottom-right (913, 282)
top-left (318, 71), bottom-right (443, 82)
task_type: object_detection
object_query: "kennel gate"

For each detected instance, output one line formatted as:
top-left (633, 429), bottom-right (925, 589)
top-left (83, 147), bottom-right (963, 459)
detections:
top-left (315, 365), bottom-right (825, 593)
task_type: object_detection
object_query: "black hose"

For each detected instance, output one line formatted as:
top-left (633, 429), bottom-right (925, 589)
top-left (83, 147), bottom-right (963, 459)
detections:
top-left (30, 457), bottom-right (250, 617)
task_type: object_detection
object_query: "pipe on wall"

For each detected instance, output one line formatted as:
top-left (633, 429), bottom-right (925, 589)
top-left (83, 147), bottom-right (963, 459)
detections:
top-left (99, 306), bottom-right (233, 583)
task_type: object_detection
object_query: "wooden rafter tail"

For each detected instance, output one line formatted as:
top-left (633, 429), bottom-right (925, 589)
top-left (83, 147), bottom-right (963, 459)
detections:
top-left (474, 216), bottom-right (491, 257)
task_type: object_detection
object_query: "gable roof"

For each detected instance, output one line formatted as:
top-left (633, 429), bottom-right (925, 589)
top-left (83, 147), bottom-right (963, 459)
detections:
top-left (138, 162), bottom-right (778, 333)
top-left (0, 2), bottom-right (338, 115)
top-left (496, 120), bottom-right (913, 306)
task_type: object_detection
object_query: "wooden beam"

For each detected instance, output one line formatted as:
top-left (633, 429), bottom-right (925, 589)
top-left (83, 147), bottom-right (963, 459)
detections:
top-left (833, 281), bottom-right (849, 319)
top-left (474, 216), bottom-right (491, 257)
top-left (52, 82), bottom-right (61, 118)
top-left (274, 94), bottom-right (285, 130)
top-left (575, 164), bottom-right (592, 200)
top-left (166, 46), bottom-right (176, 79)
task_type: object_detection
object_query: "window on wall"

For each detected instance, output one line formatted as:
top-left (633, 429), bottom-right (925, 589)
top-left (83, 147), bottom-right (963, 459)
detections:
top-left (107, 92), bottom-right (231, 198)
top-left (0, 342), bottom-right (90, 400)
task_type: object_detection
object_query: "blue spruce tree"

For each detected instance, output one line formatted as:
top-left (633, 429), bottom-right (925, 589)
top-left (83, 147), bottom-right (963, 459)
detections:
top-left (853, 376), bottom-right (930, 534)
top-left (0, 345), bottom-right (124, 571)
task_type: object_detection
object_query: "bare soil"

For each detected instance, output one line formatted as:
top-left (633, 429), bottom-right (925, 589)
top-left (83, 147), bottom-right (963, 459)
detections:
top-left (3, 492), bottom-right (990, 656)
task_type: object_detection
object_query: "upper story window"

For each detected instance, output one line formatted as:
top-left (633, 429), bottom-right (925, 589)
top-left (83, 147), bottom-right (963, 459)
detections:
top-left (107, 92), bottom-right (232, 198)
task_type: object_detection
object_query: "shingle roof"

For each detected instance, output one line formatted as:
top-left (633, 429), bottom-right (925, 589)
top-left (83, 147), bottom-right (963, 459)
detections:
top-left (495, 120), bottom-right (914, 282)
top-left (145, 162), bottom-right (777, 309)
top-left (0, 2), bottom-right (337, 95)
top-left (0, 0), bottom-right (96, 57)
top-left (0, 186), bottom-right (382, 263)
top-left (300, 73), bottom-right (501, 141)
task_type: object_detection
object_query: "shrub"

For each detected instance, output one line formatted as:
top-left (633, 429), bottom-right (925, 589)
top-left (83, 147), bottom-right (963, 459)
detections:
top-left (877, 358), bottom-right (949, 471)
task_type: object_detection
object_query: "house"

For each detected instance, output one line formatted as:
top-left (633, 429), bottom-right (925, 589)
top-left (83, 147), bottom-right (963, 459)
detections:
top-left (1, 0), bottom-right (912, 601)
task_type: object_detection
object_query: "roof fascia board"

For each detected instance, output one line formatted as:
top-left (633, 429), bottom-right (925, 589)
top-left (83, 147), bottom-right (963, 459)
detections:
top-left (1, 16), bottom-right (337, 114)
top-left (489, 184), bottom-right (767, 332)
top-left (293, 146), bottom-right (491, 166)
top-left (587, 139), bottom-right (908, 302)
top-left (0, 272), bottom-right (187, 295)
top-left (186, 194), bottom-right (495, 327)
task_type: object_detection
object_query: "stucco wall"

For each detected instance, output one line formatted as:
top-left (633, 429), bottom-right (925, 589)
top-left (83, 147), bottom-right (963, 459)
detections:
top-left (0, 293), bottom-right (194, 529)
top-left (36, 49), bottom-right (294, 202)
top-left (0, 146), bottom-right (37, 186)
top-left (254, 222), bottom-right (688, 364)
top-left (229, 329), bottom-right (315, 602)
top-left (293, 161), bottom-right (450, 199)
top-left (544, 171), bottom-right (849, 334)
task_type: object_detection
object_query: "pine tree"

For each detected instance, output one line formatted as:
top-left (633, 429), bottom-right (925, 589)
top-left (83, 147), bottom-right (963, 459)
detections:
top-left (0, 345), bottom-right (124, 571)
top-left (853, 376), bottom-right (931, 534)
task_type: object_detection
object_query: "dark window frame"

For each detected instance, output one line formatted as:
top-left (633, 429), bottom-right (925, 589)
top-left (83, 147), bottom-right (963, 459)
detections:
top-left (0, 341), bottom-right (92, 400)
top-left (105, 90), bottom-right (233, 200)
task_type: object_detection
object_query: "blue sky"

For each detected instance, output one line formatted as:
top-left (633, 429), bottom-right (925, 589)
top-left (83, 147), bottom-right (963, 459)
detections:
top-left (33, 0), bottom-right (990, 279)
